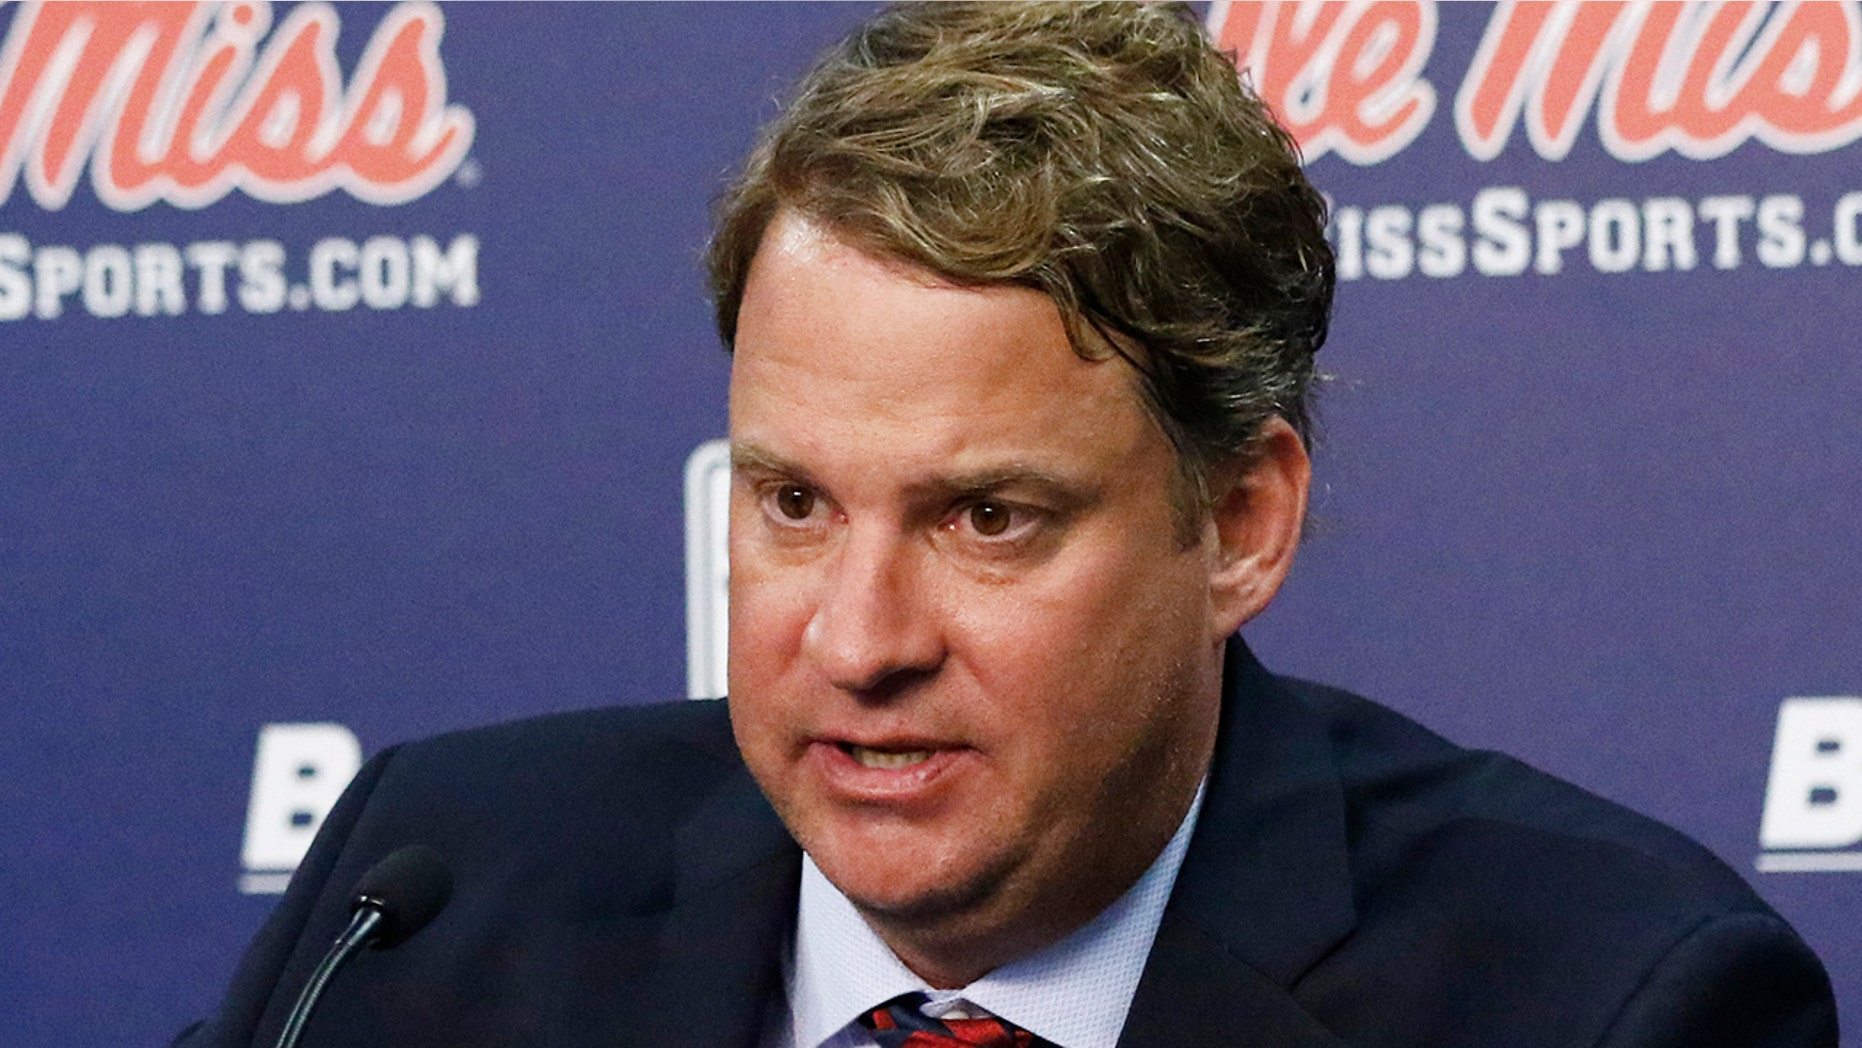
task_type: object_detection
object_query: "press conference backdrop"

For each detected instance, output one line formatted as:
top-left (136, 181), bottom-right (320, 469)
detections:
top-left (2, 3), bottom-right (1856, 1043)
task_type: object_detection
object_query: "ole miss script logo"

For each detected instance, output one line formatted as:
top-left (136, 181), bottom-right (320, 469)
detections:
top-left (8, 0), bottom-right (1862, 218)
top-left (0, 0), bottom-right (474, 211)
top-left (1210, 0), bottom-right (1862, 164)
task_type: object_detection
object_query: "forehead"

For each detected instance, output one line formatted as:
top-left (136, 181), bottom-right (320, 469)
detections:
top-left (728, 212), bottom-right (1162, 483)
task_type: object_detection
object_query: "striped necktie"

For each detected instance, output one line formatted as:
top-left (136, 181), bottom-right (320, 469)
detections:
top-left (859, 992), bottom-right (1044, 1047)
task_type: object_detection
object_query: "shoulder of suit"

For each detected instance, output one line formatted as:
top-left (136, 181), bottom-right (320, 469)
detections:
top-left (370, 698), bottom-right (745, 811)
top-left (1260, 674), bottom-right (1832, 1047)
top-left (400, 696), bottom-right (740, 768)
top-left (334, 698), bottom-right (747, 892)
top-left (1274, 674), bottom-right (1771, 920)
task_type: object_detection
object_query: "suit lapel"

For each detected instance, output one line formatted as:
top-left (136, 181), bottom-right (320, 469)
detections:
top-left (1117, 640), bottom-right (1357, 1048)
top-left (626, 753), bottom-right (802, 1048)
top-left (1118, 912), bottom-right (1352, 1048)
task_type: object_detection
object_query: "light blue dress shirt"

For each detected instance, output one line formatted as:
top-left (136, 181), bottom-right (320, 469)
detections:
top-left (765, 781), bottom-right (1206, 1048)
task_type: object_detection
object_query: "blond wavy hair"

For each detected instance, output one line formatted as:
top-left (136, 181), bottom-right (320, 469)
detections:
top-left (709, 1), bottom-right (1333, 523)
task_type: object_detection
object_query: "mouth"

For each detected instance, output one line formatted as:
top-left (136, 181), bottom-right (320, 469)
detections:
top-left (840, 742), bottom-right (936, 770)
top-left (805, 736), bottom-right (972, 800)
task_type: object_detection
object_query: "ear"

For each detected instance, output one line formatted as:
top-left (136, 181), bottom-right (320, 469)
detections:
top-left (1205, 416), bottom-right (1310, 639)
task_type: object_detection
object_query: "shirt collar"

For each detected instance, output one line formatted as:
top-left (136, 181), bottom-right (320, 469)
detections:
top-left (784, 780), bottom-right (1206, 1048)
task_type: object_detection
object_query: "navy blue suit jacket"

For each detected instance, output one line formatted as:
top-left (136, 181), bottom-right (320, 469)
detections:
top-left (179, 643), bottom-right (1837, 1047)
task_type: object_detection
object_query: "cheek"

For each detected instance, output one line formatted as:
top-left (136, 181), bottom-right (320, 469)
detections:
top-left (728, 536), bottom-right (814, 664)
top-left (726, 558), bottom-right (818, 756)
top-left (957, 535), bottom-right (1204, 665)
top-left (952, 548), bottom-right (1207, 742)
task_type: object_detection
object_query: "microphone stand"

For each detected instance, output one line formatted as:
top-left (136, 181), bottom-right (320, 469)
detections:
top-left (272, 904), bottom-right (385, 1048)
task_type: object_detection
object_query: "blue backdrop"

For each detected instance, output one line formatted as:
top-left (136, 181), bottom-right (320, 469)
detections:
top-left (2, 3), bottom-right (1856, 1044)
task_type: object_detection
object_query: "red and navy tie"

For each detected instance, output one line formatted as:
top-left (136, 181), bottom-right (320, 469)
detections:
top-left (859, 992), bottom-right (1043, 1048)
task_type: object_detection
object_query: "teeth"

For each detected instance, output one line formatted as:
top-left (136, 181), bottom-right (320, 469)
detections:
top-left (848, 746), bottom-right (934, 769)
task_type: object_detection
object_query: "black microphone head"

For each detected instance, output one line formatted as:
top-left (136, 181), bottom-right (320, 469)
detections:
top-left (350, 844), bottom-right (453, 949)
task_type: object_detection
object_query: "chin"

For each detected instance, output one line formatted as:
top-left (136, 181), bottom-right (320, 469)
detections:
top-left (812, 827), bottom-right (1014, 928)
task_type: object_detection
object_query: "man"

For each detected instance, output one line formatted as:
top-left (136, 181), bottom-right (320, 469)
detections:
top-left (180, 4), bottom-right (1836, 1047)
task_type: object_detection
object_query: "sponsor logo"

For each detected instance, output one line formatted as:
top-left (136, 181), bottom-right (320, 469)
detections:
top-left (0, 0), bottom-right (474, 211)
top-left (0, 230), bottom-right (478, 318)
top-left (685, 438), bottom-right (730, 700)
top-left (1329, 187), bottom-right (1862, 280)
top-left (1208, 1), bottom-right (1862, 164)
top-left (1758, 697), bottom-right (1862, 872)
top-left (240, 722), bottom-right (362, 894)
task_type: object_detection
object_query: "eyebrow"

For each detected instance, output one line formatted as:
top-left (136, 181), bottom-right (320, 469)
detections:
top-left (913, 465), bottom-right (1083, 500)
top-left (730, 442), bottom-right (809, 480)
top-left (730, 441), bottom-right (1092, 508)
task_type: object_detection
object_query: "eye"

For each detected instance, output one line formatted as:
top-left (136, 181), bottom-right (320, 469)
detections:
top-left (968, 501), bottom-right (1011, 536)
top-left (774, 484), bottom-right (816, 520)
top-left (938, 495), bottom-right (1058, 562)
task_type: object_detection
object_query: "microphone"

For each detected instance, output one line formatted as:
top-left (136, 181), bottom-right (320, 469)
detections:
top-left (273, 844), bottom-right (454, 1048)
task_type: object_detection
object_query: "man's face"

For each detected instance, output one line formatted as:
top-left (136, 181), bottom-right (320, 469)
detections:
top-left (726, 213), bottom-right (1230, 983)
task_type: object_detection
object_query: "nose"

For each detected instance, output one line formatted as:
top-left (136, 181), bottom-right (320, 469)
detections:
top-left (801, 527), bottom-right (945, 696)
